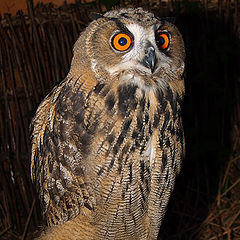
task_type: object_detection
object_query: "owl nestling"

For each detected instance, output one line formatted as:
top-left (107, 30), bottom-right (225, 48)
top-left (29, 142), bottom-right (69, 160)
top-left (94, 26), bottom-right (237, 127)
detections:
top-left (30, 7), bottom-right (185, 240)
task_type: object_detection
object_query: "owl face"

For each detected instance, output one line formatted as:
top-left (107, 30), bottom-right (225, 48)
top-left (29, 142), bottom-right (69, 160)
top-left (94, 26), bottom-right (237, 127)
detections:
top-left (71, 8), bottom-right (185, 88)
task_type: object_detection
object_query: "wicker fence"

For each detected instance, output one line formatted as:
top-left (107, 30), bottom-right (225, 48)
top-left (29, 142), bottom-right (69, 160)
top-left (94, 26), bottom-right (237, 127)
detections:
top-left (0, 1), bottom-right (96, 238)
top-left (0, 0), bottom-right (239, 239)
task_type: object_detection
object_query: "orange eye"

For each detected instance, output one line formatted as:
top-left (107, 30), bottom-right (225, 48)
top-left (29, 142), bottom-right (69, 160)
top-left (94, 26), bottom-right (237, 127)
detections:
top-left (156, 31), bottom-right (170, 50)
top-left (111, 33), bottom-right (132, 52)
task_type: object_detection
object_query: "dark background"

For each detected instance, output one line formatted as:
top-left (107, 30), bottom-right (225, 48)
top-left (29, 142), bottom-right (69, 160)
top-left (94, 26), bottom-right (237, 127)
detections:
top-left (0, 0), bottom-right (240, 239)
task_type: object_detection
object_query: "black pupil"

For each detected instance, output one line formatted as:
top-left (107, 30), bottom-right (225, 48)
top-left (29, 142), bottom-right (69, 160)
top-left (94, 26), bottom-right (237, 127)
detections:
top-left (119, 37), bottom-right (127, 46)
top-left (158, 36), bottom-right (165, 45)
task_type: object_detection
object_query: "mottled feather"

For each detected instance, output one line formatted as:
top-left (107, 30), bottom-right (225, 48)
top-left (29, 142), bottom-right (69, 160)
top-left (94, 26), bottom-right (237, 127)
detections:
top-left (30, 7), bottom-right (185, 240)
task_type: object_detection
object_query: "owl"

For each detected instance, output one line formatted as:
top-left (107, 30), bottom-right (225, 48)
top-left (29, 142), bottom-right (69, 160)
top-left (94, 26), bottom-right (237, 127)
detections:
top-left (30, 8), bottom-right (185, 240)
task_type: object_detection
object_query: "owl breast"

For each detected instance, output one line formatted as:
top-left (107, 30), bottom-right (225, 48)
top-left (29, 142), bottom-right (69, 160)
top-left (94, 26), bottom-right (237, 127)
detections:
top-left (57, 72), bottom-right (184, 239)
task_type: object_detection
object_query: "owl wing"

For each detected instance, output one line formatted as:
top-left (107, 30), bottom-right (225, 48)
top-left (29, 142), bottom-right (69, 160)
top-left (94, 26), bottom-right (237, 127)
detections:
top-left (30, 76), bottom-right (96, 226)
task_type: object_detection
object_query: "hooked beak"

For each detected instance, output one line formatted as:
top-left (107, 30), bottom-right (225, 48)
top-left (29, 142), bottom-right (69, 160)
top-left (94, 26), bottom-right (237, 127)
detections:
top-left (142, 45), bottom-right (156, 73)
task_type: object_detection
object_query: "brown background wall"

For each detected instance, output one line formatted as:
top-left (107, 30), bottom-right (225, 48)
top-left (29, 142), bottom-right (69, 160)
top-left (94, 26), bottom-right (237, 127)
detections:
top-left (0, 0), bottom-right (74, 15)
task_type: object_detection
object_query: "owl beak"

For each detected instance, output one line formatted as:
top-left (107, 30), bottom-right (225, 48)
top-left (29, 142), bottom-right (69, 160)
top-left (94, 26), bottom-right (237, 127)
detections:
top-left (143, 46), bottom-right (156, 73)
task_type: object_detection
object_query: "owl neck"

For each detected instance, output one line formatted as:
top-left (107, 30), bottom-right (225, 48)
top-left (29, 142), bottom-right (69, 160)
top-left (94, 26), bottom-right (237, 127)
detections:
top-left (111, 70), bottom-right (185, 99)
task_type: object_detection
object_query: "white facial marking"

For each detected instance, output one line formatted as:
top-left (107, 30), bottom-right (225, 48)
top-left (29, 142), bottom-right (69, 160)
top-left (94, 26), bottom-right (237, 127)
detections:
top-left (122, 24), bottom-right (148, 61)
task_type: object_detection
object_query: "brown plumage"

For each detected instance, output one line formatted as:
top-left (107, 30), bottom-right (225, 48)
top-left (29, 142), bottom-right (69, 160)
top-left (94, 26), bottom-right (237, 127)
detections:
top-left (30, 8), bottom-right (185, 240)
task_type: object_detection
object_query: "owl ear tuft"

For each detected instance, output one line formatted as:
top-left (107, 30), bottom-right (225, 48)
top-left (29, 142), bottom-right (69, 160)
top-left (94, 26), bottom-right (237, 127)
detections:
top-left (90, 12), bottom-right (104, 21)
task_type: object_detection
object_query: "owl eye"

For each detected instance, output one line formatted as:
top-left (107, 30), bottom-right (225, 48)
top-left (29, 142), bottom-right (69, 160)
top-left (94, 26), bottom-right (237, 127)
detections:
top-left (156, 31), bottom-right (170, 51)
top-left (111, 33), bottom-right (133, 52)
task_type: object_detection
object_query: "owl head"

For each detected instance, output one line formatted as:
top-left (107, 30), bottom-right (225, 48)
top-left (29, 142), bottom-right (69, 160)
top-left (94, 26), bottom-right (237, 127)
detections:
top-left (69, 8), bottom-right (185, 88)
